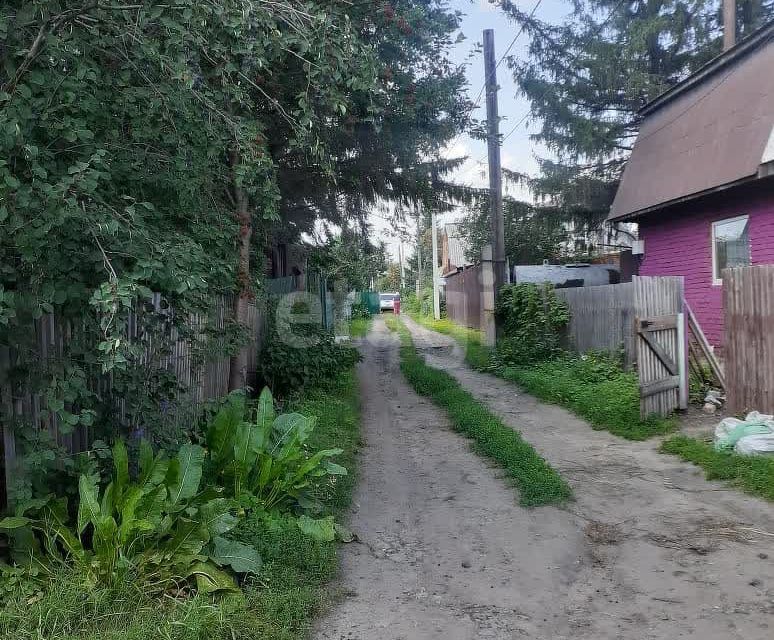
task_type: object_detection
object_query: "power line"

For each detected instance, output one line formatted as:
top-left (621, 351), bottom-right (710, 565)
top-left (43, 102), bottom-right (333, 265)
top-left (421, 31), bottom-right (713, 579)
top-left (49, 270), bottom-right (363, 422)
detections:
top-left (443, 0), bottom-right (542, 156)
top-left (465, 0), bottom-right (628, 172)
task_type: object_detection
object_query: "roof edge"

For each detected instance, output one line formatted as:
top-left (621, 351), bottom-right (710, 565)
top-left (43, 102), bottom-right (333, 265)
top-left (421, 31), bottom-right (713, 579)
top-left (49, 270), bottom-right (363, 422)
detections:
top-left (641, 21), bottom-right (774, 117)
top-left (607, 175), bottom-right (759, 222)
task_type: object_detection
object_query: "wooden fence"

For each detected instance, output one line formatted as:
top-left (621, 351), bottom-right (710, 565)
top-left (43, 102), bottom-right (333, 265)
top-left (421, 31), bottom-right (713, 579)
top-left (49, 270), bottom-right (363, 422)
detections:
top-left (724, 265), bottom-right (774, 414)
top-left (555, 276), bottom-right (687, 417)
top-left (445, 265), bottom-right (483, 329)
top-left (555, 282), bottom-right (636, 368)
top-left (1, 295), bottom-right (264, 506)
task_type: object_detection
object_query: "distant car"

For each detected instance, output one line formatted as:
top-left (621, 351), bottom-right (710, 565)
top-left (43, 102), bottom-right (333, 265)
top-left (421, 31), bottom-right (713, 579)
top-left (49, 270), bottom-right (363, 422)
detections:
top-left (379, 292), bottom-right (400, 312)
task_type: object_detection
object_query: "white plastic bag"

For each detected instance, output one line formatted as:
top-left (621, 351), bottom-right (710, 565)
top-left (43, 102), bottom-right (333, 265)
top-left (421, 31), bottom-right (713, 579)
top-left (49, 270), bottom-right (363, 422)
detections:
top-left (734, 433), bottom-right (774, 456)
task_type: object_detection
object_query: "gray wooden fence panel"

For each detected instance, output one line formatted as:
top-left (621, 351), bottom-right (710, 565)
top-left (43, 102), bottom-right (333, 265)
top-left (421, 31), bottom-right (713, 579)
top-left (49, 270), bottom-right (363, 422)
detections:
top-left (724, 265), bottom-right (774, 414)
top-left (633, 275), bottom-right (684, 418)
top-left (555, 282), bottom-right (636, 368)
top-left (1, 296), bottom-right (264, 505)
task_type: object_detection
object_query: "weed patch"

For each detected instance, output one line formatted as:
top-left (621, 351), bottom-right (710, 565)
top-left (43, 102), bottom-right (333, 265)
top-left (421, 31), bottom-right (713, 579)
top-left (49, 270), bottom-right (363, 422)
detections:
top-left (660, 436), bottom-right (774, 502)
top-left (349, 316), bottom-right (372, 338)
top-left (0, 372), bottom-right (361, 640)
top-left (390, 318), bottom-right (571, 507)
top-left (498, 355), bottom-right (676, 441)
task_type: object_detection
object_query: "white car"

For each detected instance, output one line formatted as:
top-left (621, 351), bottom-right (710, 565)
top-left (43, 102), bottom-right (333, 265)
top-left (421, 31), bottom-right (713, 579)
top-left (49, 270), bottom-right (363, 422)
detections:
top-left (379, 292), bottom-right (400, 312)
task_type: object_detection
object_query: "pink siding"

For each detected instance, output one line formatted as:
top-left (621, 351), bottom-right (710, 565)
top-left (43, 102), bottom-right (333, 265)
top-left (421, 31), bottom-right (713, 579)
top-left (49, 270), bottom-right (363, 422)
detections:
top-left (639, 187), bottom-right (774, 347)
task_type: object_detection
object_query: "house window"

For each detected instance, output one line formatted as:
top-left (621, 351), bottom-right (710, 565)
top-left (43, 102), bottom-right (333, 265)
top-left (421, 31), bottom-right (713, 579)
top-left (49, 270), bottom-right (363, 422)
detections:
top-left (712, 215), bottom-right (750, 284)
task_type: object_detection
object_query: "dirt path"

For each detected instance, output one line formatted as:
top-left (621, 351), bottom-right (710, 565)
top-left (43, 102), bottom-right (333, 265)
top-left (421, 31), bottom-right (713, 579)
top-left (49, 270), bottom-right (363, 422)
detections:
top-left (315, 317), bottom-right (774, 640)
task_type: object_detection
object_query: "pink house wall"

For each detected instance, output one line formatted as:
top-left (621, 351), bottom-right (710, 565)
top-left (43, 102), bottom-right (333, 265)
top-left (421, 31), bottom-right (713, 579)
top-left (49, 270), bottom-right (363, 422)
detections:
top-left (638, 185), bottom-right (774, 347)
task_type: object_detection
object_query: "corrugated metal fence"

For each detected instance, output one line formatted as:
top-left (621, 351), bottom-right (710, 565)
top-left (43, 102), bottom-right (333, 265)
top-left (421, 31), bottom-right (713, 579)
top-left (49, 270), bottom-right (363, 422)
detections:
top-left (724, 265), bottom-right (774, 414)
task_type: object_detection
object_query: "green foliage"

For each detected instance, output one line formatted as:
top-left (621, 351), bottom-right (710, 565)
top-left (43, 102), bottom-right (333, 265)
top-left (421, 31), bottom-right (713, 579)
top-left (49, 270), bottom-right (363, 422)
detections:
top-left (495, 283), bottom-right (570, 365)
top-left (0, 572), bottom-right (263, 640)
top-left (206, 388), bottom-right (347, 512)
top-left (1, 366), bottom-right (362, 639)
top-left (500, 353), bottom-right (676, 440)
top-left (349, 316), bottom-right (372, 339)
top-left (661, 436), bottom-right (774, 501)
top-left (261, 316), bottom-right (361, 395)
top-left (407, 312), bottom-right (491, 370)
top-left (349, 301), bottom-right (371, 321)
top-left (389, 318), bottom-right (571, 507)
top-left (460, 197), bottom-right (569, 264)
top-left (1, 0), bottom-right (468, 498)
top-left (0, 441), bottom-right (259, 595)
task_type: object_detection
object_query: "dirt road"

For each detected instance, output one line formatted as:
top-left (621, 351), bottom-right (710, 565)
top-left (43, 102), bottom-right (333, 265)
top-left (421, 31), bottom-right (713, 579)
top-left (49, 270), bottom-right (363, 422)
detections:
top-left (315, 317), bottom-right (774, 640)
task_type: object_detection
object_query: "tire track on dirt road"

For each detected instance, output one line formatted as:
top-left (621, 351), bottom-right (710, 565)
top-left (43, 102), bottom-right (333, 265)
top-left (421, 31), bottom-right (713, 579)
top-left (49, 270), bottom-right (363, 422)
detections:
top-left (314, 318), bottom-right (585, 639)
top-left (400, 315), bottom-right (774, 640)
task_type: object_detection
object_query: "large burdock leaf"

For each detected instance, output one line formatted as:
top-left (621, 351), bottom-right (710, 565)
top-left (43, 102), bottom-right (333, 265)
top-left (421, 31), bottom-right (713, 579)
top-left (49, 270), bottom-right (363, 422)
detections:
top-left (0, 516), bottom-right (31, 529)
top-left (207, 392), bottom-right (245, 465)
top-left (77, 474), bottom-right (102, 535)
top-left (212, 536), bottom-right (262, 574)
top-left (256, 387), bottom-right (275, 432)
top-left (190, 561), bottom-right (239, 594)
top-left (168, 443), bottom-right (205, 505)
top-left (198, 499), bottom-right (238, 537)
top-left (297, 515), bottom-right (336, 542)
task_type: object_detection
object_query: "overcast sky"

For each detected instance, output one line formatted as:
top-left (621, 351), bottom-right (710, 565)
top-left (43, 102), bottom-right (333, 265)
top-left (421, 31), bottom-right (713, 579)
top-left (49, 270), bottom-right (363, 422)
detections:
top-left (370, 0), bottom-right (571, 260)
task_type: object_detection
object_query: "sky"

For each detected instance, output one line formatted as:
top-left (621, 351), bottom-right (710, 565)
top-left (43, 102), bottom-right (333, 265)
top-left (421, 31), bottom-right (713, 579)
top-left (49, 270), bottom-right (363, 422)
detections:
top-left (370, 0), bottom-right (572, 260)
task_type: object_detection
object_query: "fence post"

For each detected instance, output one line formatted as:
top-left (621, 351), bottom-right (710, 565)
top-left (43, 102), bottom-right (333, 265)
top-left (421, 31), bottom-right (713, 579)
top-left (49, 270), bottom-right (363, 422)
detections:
top-left (480, 245), bottom-right (496, 347)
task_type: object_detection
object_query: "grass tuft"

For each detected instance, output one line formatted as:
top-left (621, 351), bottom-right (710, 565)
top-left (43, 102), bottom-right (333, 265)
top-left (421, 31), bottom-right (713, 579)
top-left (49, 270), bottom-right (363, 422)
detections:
top-left (387, 317), bottom-right (571, 507)
top-left (499, 357), bottom-right (676, 441)
top-left (661, 435), bottom-right (774, 502)
top-left (349, 316), bottom-right (372, 339)
top-left (406, 312), bottom-right (492, 370)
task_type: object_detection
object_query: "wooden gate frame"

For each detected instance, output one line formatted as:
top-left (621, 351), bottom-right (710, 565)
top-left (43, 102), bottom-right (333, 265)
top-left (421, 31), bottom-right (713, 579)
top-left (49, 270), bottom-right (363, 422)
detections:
top-left (635, 312), bottom-right (688, 416)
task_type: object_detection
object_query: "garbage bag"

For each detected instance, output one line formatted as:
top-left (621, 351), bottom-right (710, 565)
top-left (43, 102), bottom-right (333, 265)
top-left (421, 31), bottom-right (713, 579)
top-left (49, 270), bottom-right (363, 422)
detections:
top-left (714, 412), bottom-right (774, 452)
top-left (735, 433), bottom-right (774, 456)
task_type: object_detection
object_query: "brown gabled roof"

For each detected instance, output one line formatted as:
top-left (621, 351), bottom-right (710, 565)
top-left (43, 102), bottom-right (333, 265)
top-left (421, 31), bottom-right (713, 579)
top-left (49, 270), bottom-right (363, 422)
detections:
top-left (608, 22), bottom-right (774, 222)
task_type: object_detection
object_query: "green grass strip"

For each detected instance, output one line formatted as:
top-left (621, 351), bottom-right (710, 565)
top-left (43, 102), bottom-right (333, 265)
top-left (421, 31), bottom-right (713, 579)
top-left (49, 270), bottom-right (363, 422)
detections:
top-left (386, 316), bottom-right (571, 507)
top-left (406, 312), bottom-right (492, 370)
top-left (661, 435), bottom-right (774, 502)
top-left (348, 316), bottom-right (372, 338)
top-left (499, 360), bottom-right (676, 441)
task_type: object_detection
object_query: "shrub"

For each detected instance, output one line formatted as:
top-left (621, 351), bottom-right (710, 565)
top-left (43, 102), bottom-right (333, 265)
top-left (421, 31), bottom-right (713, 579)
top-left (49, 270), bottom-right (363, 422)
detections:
top-left (261, 322), bottom-right (360, 394)
top-left (494, 283), bottom-right (569, 365)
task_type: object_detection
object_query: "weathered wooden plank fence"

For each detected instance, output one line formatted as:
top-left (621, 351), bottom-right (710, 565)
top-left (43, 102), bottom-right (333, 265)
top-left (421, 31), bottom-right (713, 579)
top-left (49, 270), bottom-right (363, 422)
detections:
top-left (1, 295), bottom-right (264, 506)
top-left (555, 282), bottom-right (636, 368)
top-left (724, 265), bottom-right (774, 414)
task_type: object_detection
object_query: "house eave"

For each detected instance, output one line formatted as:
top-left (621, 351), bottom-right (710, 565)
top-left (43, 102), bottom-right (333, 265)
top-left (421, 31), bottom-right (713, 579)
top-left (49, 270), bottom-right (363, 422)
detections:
top-left (608, 174), bottom-right (760, 222)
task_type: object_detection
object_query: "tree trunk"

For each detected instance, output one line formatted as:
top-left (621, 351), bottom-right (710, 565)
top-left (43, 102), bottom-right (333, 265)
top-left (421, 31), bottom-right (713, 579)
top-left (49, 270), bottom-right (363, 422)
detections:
top-left (228, 148), bottom-right (252, 392)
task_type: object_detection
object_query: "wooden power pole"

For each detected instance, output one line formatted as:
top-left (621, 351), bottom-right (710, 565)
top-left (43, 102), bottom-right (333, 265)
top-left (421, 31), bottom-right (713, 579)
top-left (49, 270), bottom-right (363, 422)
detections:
top-left (483, 29), bottom-right (506, 305)
top-left (431, 212), bottom-right (440, 319)
top-left (723, 0), bottom-right (736, 50)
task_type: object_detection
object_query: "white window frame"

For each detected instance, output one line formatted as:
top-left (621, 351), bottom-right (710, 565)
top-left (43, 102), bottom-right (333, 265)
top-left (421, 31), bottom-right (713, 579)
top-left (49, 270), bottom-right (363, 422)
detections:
top-left (711, 214), bottom-right (750, 286)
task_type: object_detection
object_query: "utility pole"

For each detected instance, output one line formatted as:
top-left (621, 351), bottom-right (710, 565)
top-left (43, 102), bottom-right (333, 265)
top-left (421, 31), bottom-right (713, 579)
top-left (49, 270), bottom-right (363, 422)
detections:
top-left (398, 242), bottom-right (406, 291)
top-left (483, 29), bottom-right (506, 304)
top-left (415, 205), bottom-right (423, 297)
top-left (723, 0), bottom-right (736, 50)
top-left (431, 212), bottom-right (440, 319)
